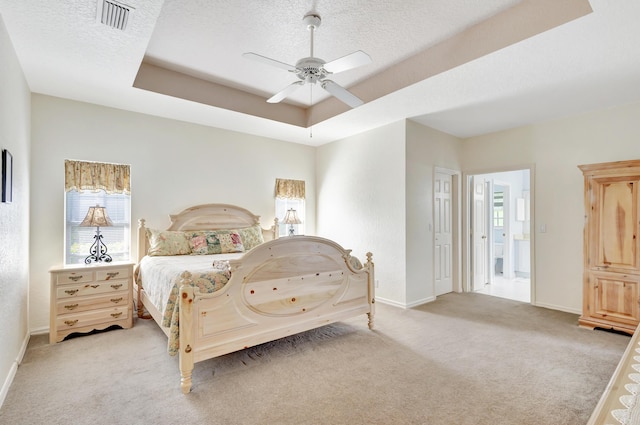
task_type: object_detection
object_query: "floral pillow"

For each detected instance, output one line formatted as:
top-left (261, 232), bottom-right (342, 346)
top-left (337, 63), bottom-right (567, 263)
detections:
top-left (146, 229), bottom-right (192, 256)
top-left (185, 230), bottom-right (245, 255)
top-left (236, 224), bottom-right (265, 251)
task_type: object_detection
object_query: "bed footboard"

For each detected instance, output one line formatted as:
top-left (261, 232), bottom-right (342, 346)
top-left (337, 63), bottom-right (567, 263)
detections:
top-left (178, 236), bottom-right (375, 393)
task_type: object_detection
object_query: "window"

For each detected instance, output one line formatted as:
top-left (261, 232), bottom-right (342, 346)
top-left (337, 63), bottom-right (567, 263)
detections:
top-left (275, 178), bottom-right (305, 237)
top-left (493, 207), bottom-right (504, 228)
top-left (65, 190), bottom-right (131, 264)
top-left (64, 160), bottom-right (131, 264)
top-left (276, 198), bottom-right (305, 237)
top-left (493, 191), bottom-right (504, 228)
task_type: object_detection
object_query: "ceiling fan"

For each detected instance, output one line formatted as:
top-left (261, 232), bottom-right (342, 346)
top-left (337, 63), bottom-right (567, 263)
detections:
top-left (243, 12), bottom-right (372, 108)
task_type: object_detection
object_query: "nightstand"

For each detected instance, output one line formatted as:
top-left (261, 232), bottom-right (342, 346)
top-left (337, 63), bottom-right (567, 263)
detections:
top-left (49, 261), bottom-right (134, 343)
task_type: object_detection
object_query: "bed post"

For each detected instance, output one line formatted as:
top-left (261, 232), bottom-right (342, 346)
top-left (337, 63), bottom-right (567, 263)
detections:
top-left (137, 218), bottom-right (148, 263)
top-left (366, 252), bottom-right (375, 330)
top-left (272, 217), bottom-right (279, 240)
top-left (136, 218), bottom-right (148, 319)
top-left (179, 272), bottom-right (195, 394)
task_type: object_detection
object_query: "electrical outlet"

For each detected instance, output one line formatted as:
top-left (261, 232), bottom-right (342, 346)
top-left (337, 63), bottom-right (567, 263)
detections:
top-left (375, 280), bottom-right (379, 288)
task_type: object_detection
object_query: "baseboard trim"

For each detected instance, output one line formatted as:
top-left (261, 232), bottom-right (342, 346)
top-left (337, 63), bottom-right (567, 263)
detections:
top-left (0, 331), bottom-right (30, 408)
top-left (375, 296), bottom-right (436, 309)
top-left (406, 296), bottom-right (436, 308)
top-left (534, 301), bottom-right (581, 315)
top-left (375, 297), bottom-right (406, 308)
top-left (29, 326), bottom-right (49, 336)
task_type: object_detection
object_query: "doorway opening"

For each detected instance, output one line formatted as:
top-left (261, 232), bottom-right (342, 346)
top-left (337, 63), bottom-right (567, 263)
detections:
top-left (468, 169), bottom-right (532, 303)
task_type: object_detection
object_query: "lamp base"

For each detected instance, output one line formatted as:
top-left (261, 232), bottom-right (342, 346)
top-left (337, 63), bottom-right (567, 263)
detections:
top-left (85, 233), bottom-right (112, 264)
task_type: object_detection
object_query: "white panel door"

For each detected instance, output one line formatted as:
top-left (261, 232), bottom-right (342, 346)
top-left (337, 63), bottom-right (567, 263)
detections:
top-left (472, 177), bottom-right (488, 291)
top-left (435, 172), bottom-right (453, 296)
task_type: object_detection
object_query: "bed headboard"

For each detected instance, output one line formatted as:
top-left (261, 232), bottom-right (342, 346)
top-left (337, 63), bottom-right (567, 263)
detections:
top-left (137, 204), bottom-right (278, 263)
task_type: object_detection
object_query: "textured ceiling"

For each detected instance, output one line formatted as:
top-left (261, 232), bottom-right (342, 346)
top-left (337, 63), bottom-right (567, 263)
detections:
top-left (0, 0), bottom-right (639, 146)
top-left (143, 0), bottom-right (521, 106)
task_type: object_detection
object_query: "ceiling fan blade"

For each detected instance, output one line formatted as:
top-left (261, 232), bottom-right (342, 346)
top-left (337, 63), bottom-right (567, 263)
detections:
top-left (323, 50), bottom-right (372, 74)
top-left (321, 80), bottom-right (363, 108)
top-left (242, 52), bottom-right (296, 72)
top-left (267, 81), bottom-right (305, 103)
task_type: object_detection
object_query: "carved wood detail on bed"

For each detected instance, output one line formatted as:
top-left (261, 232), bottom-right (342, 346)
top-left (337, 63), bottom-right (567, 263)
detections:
top-left (134, 204), bottom-right (375, 394)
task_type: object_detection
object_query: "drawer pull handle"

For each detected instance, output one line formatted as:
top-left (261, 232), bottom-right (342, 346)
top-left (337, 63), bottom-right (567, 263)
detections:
top-left (64, 304), bottom-right (79, 310)
top-left (110, 297), bottom-right (123, 304)
top-left (64, 289), bottom-right (79, 296)
top-left (64, 320), bottom-right (78, 327)
top-left (90, 284), bottom-right (100, 289)
top-left (69, 275), bottom-right (83, 282)
top-left (111, 312), bottom-right (123, 318)
top-left (106, 272), bottom-right (120, 279)
top-left (110, 284), bottom-right (123, 290)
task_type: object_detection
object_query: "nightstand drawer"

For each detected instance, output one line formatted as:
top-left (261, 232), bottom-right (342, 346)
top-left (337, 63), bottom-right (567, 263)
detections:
top-left (56, 279), bottom-right (129, 299)
top-left (56, 292), bottom-right (129, 315)
top-left (96, 267), bottom-right (130, 281)
top-left (56, 305), bottom-right (129, 330)
top-left (55, 270), bottom-right (95, 285)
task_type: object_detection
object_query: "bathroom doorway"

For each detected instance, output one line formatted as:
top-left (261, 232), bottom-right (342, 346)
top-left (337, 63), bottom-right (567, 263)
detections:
top-left (469, 169), bottom-right (531, 303)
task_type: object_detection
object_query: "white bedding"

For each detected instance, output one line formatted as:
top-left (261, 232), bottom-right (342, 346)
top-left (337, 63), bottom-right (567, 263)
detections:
top-left (136, 253), bottom-right (244, 317)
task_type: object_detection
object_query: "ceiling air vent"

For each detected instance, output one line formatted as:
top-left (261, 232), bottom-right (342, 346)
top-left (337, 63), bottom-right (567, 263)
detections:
top-left (97, 0), bottom-right (135, 31)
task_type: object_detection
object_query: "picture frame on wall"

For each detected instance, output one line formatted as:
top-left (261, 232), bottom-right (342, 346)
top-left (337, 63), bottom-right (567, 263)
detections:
top-left (2, 149), bottom-right (13, 203)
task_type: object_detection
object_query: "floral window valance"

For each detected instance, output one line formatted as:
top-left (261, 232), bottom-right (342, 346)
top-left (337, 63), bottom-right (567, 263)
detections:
top-left (65, 160), bottom-right (131, 194)
top-left (275, 178), bottom-right (305, 200)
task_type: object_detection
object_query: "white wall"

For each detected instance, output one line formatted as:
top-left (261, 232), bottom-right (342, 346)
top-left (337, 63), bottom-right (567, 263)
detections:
top-left (29, 95), bottom-right (316, 332)
top-left (316, 121), bottom-right (407, 305)
top-left (461, 101), bottom-right (640, 313)
top-left (318, 103), bottom-right (640, 313)
top-left (406, 121), bottom-right (462, 305)
top-left (0, 15), bottom-right (31, 406)
top-left (316, 120), bottom-right (462, 308)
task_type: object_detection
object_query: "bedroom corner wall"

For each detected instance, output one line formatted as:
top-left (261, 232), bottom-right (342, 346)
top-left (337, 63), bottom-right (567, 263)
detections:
top-left (461, 100), bottom-right (640, 313)
top-left (316, 121), bottom-right (407, 306)
top-left (405, 121), bottom-right (462, 306)
top-left (0, 15), bottom-right (31, 407)
top-left (29, 95), bottom-right (316, 333)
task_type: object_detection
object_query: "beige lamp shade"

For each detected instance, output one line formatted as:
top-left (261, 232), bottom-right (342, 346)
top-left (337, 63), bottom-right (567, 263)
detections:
top-left (283, 209), bottom-right (302, 236)
top-left (79, 205), bottom-right (113, 227)
top-left (283, 208), bottom-right (302, 225)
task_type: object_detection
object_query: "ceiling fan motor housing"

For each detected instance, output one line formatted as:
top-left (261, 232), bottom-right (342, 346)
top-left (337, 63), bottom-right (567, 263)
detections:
top-left (295, 57), bottom-right (328, 84)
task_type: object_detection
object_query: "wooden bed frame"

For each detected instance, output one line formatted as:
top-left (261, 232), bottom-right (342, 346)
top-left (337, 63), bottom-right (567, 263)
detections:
top-left (587, 326), bottom-right (640, 424)
top-left (135, 204), bottom-right (375, 393)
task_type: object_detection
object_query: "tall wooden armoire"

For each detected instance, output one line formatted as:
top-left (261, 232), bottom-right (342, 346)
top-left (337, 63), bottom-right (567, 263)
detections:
top-left (578, 160), bottom-right (640, 334)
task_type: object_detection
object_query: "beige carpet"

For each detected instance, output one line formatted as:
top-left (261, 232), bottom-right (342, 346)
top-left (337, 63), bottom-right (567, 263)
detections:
top-left (0, 293), bottom-right (630, 425)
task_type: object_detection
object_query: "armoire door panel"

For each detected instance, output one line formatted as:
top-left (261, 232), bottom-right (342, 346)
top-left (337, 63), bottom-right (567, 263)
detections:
top-left (588, 272), bottom-right (639, 326)
top-left (591, 178), bottom-right (640, 272)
